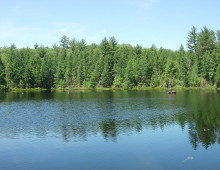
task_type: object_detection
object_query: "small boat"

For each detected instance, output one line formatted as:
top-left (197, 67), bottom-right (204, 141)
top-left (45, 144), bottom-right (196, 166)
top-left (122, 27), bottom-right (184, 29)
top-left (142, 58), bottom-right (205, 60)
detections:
top-left (167, 90), bottom-right (176, 94)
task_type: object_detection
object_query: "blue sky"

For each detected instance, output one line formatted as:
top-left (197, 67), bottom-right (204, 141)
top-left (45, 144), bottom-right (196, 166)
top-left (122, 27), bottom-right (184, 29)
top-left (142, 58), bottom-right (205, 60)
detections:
top-left (0, 0), bottom-right (220, 50)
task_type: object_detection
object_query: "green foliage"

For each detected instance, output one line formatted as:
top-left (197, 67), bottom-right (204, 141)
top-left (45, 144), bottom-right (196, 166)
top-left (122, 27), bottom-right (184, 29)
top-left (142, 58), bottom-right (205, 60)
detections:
top-left (196, 27), bottom-right (216, 56)
top-left (188, 61), bottom-right (199, 87)
top-left (187, 26), bottom-right (198, 53)
top-left (0, 55), bottom-right (6, 86)
top-left (215, 64), bottom-right (220, 88)
top-left (150, 69), bottom-right (160, 87)
top-left (0, 27), bottom-right (219, 89)
top-left (60, 35), bottom-right (70, 48)
top-left (41, 51), bottom-right (55, 89)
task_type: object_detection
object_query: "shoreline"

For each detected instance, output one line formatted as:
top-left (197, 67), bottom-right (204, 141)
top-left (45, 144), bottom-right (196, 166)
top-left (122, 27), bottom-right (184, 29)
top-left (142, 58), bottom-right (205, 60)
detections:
top-left (1, 86), bottom-right (218, 92)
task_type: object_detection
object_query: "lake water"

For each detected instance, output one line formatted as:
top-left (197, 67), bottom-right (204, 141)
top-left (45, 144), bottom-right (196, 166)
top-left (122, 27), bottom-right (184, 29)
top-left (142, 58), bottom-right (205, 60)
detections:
top-left (0, 90), bottom-right (220, 170)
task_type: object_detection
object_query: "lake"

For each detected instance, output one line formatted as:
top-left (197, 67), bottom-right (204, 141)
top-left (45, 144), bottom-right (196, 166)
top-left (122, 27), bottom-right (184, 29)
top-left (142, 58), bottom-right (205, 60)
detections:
top-left (0, 89), bottom-right (220, 170)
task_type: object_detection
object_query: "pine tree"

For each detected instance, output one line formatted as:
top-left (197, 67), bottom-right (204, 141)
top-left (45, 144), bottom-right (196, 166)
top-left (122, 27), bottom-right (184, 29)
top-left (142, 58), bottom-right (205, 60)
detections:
top-left (100, 37), bottom-right (111, 56)
top-left (100, 62), bottom-right (111, 87)
top-left (123, 59), bottom-right (135, 88)
top-left (65, 51), bottom-right (75, 88)
top-left (164, 59), bottom-right (179, 88)
top-left (196, 26), bottom-right (216, 56)
top-left (60, 35), bottom-right (70, 48)
top-left (187, 26), bottom-right (198, 53)
top-left (150, 68), bottom-right (160, 87)
top-left (189, 60), bottom-right (199, 87)
top-left (41, 52), bottom-right (55, 89)
top-left (55, 48), bottom-right (67, 87)
top-left (176, 45), bottom-right (187, 86)
top-left (215, 64), bottom-right (220, 88)
top-left (0, 56), bottom-right (6, 87)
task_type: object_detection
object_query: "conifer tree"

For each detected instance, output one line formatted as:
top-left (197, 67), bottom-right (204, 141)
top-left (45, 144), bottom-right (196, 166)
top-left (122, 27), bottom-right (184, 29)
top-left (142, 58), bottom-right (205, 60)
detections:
top-left (60, 35), bottom-right (70, 48)
top-left (187, 26), bottom-right (198, 53)
top-left (215, 64), bottom-right (220, 88)
top-left (0, 56), bottom-right (6, 87)
top-left (189, 60), bottom-right (199, 87)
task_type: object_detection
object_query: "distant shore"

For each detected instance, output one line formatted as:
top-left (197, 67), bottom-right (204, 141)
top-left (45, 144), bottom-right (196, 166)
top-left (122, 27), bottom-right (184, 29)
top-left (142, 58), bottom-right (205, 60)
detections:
top-left (1, 86), bottom-right (218, 92)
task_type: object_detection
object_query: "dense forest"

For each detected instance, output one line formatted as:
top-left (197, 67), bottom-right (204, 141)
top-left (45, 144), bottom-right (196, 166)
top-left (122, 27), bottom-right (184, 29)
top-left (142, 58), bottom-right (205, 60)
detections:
top-left (0, 26), bottom-right (220, 89)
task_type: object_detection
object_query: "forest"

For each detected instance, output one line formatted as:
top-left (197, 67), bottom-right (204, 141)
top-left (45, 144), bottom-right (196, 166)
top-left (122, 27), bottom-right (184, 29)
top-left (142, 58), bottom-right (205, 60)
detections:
top-left (0, 26), bottom-right (220, 89)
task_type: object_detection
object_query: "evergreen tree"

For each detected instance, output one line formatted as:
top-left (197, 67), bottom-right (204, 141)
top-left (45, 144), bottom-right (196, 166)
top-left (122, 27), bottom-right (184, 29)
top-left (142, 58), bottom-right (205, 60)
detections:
top-left (215, 64), bottom-right (220, 88)
top-left (150, 68), bottom-right (160, 87)
top-left (100, 62), bottom-right (111, 87)
top-left (189, 60), bottom-right (199, 87)
top-left (55, 48), bottom-right (67, 87)
top-left (0, 56), bottom-right (6, 87)
top-left (216, 30), bottom-right (220, 51)
top-left (60, 35), bottom-right (70, 48)
top-left (0, 26), bottom-right (219, 89)
top-left (65, 52), bottom-right (74, 88)
top-left (41, 51), bottom-right (55, 89)
top-left (89, 69), bottom-right (99, 88)
top-left (187, 26), bottom-right (198, 52)
top-left (69, 38), bottom-right (77, 52)
top-left (164, 59), bottom-right (179, 88)
top-left (176, 45), bottom-right (187, 86)
top-left (76, 63), bottom-right (83, 87)
top-left (29, 51), bottom-right (42, 87)
top-left (196, 26), bottom-right (216, 56)
top-left (5, 46), bottom-right (25, 87)
top-left (100, 37), bottom-right (111, 56)
top-left (109, 36), bottom-right (118, 55)
top-left (123, 59), bottom-right (135, 88)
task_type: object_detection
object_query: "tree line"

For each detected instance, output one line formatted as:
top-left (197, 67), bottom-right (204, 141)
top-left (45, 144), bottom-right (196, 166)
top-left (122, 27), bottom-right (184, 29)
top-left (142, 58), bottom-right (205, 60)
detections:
top-left (0, 26), bottom-right (220, 89)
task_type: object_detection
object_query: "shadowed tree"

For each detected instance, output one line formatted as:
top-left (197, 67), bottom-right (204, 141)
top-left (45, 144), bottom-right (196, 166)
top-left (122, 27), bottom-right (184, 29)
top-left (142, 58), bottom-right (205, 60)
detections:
top-left (215, 64), bottom-right (220, 88)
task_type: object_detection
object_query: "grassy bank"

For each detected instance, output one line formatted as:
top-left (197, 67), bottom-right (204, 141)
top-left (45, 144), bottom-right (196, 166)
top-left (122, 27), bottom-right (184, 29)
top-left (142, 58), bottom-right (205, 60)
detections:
top-left (2, 86), bottom-right (219, 92)
top-left (8, 87), bottom-right (46, 92)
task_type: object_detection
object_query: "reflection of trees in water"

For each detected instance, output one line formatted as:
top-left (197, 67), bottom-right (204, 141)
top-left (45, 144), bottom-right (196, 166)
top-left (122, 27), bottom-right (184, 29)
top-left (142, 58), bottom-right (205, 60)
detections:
top-left (187, 121), bottom-right (219, 150)
top-left (61, 124), bottom-right (89, 142)
top-left (1, 90), bottom-right (220, 150)
top-left (58, 108), bottom-right (220, 150)
top-left (158, 110), bottom-right (220, 150)
top-left (175, 91), bottom-right (220, 150)
top-left (99, 119), bottom-right (117, 142)
top-left (3, 106), bottom-right (220, 150)
top-left (58, 112), bottom-right (178, 143)
top-left (184, 113), bottom-right (220, 150)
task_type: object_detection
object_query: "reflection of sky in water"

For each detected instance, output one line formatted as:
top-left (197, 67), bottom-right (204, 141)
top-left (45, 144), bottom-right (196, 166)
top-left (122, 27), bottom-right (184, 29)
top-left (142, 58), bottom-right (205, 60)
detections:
top-left (1, 124), bottom-right (220, 170)
top-left (1, 90), bottom-right (220, 170)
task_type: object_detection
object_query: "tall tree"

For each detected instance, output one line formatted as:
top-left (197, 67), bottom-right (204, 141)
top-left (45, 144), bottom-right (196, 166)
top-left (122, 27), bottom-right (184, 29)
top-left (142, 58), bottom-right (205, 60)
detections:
top-left (0, 56), bottom-right (6, 87)
top-left (196, 26), bottom-right (216, 55)
top-left (60, 35), bottom-right (70, 48)
top-left (109, 36), bottom-right (118, 55)
top-left (188, 60), bottom-right (199, 87)
top-left (41, 51), bottom-right (55, 89)
top-left (187, 26), bottom-right (198, 53)
top-left (196, 27), bottom-right (216, 77)
top-left (100, 37), bottom-right (111, 56)
top-left (0, 26), bottom-right (219, 89)
top-left (215, 64), bottom-right (220, 88)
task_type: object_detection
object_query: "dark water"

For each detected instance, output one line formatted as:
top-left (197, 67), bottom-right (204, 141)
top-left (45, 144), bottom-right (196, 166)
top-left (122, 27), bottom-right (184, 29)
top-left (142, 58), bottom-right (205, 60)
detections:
top-left (0, 90), bottom-right (220, 170)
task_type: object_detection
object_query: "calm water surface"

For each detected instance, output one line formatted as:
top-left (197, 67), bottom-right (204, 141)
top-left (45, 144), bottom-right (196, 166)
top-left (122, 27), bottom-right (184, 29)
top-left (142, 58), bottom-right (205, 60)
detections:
top-left (0, 90), bottom-right (220, 170)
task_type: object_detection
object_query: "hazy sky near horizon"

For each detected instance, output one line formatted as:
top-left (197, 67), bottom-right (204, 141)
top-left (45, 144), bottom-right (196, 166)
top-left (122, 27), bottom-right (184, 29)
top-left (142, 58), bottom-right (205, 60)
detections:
top-left (0, 0), bottom-right (220, 50)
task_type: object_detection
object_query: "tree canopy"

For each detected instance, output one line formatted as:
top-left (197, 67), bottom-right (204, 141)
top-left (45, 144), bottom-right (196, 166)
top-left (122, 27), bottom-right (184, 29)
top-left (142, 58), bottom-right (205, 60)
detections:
top-left (0, 26), bottom-right (220, 89)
